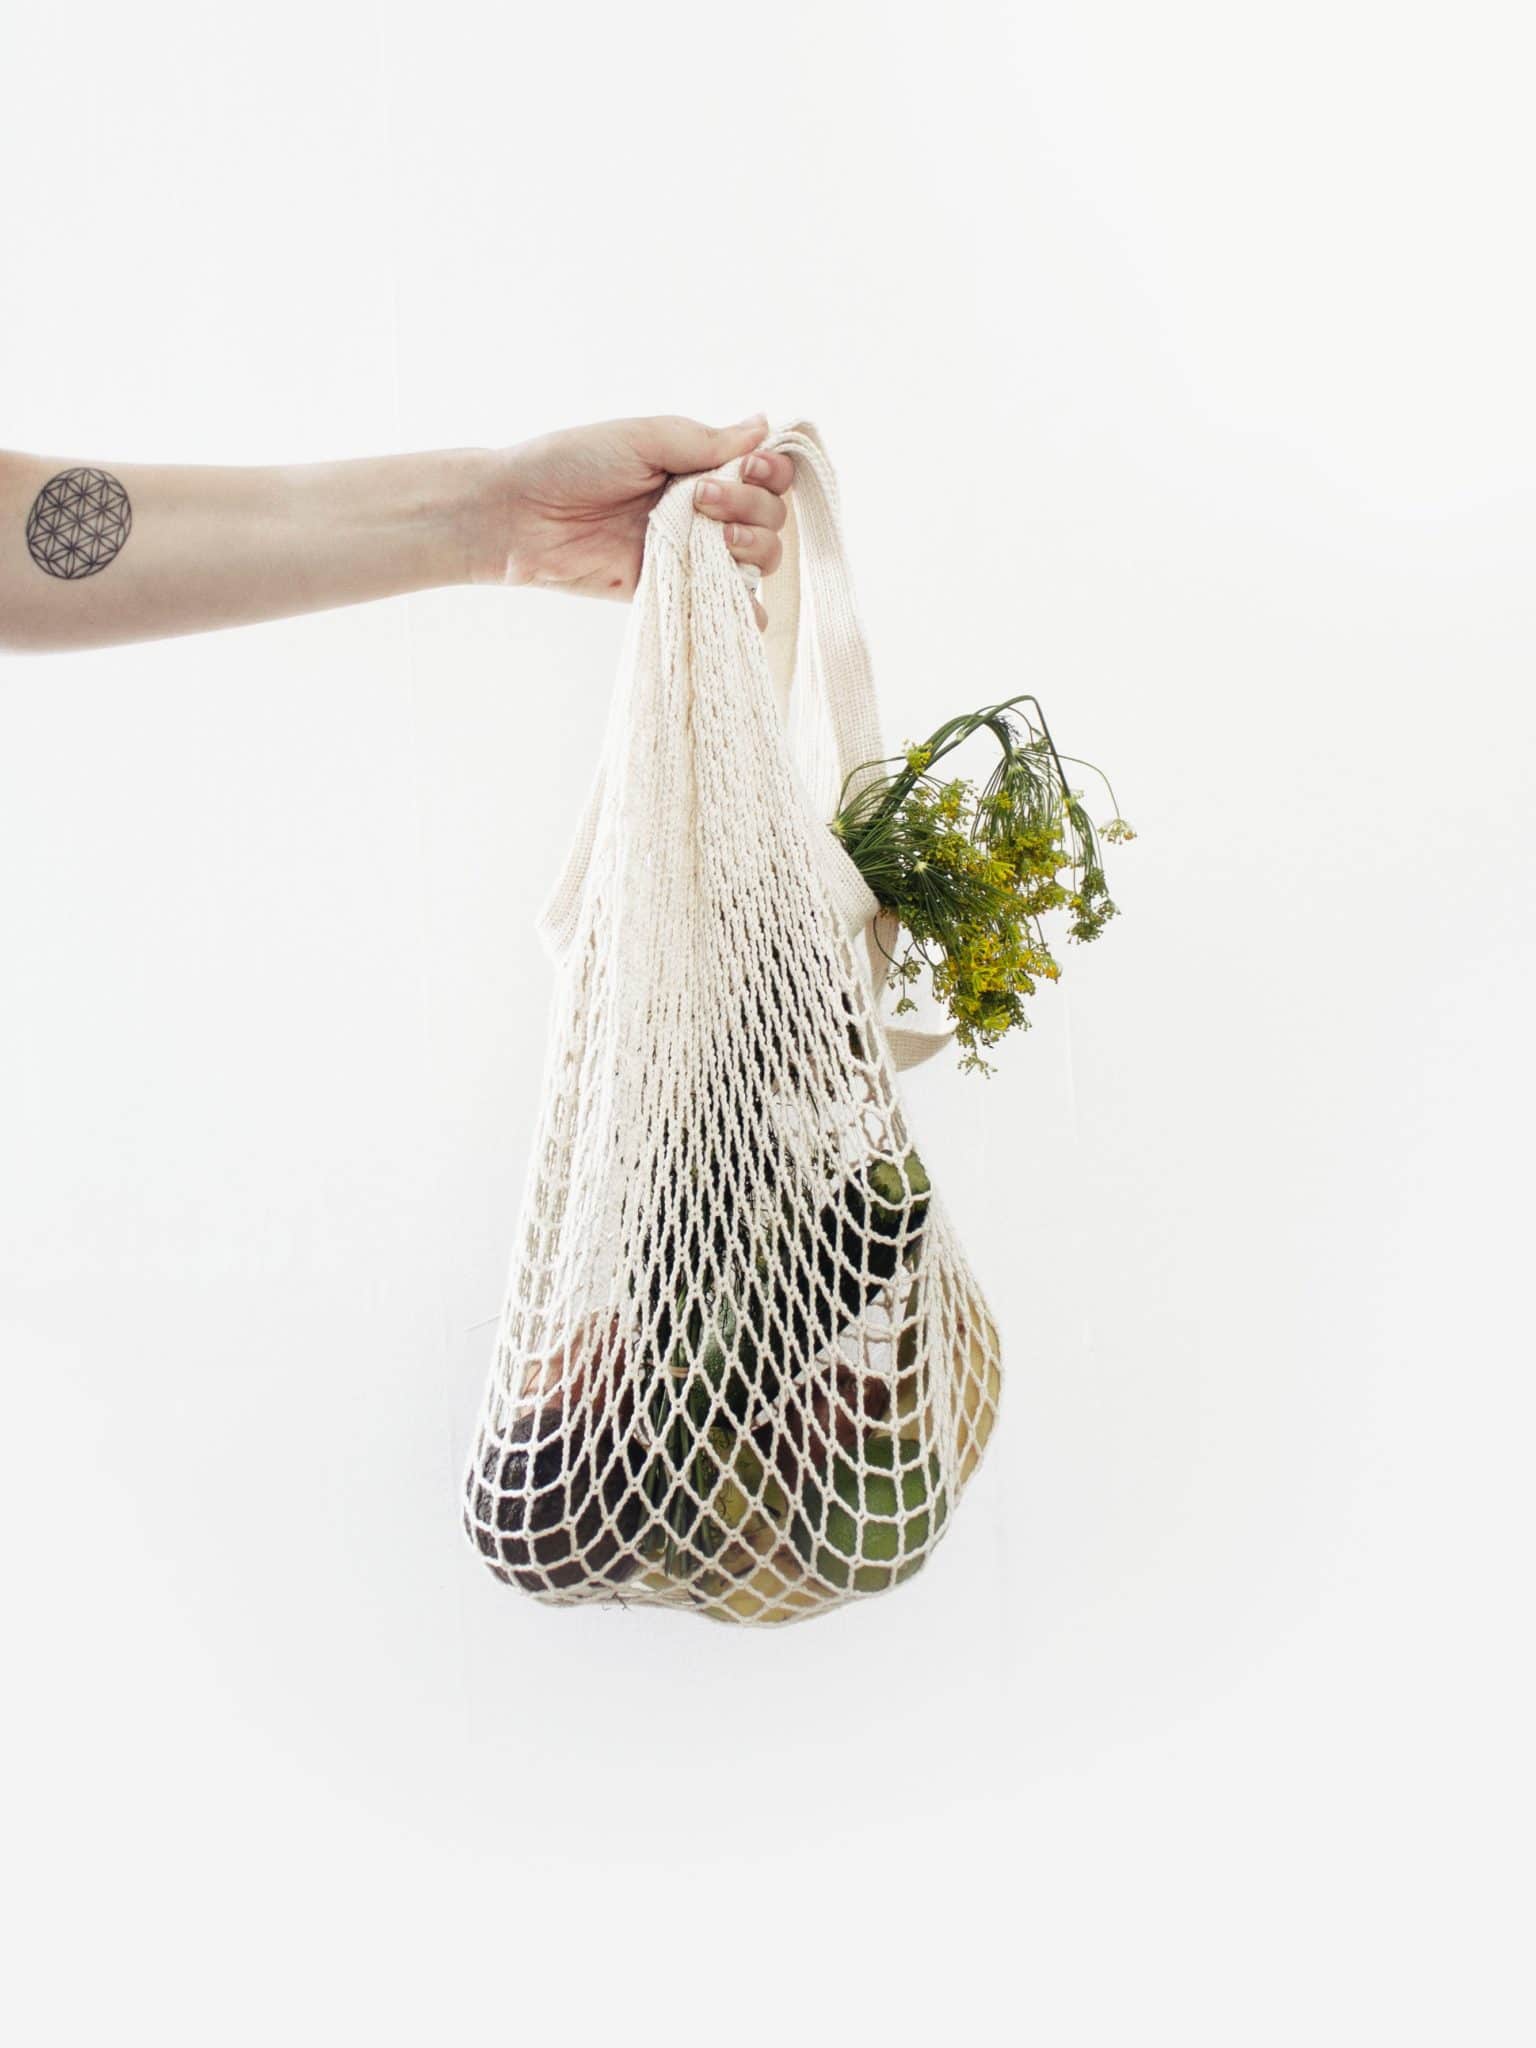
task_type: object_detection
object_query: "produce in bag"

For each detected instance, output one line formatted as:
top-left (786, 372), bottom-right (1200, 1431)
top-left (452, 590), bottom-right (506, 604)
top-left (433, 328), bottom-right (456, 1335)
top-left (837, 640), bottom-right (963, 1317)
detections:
top-left (463, 418), bottom-right (1006, 1625)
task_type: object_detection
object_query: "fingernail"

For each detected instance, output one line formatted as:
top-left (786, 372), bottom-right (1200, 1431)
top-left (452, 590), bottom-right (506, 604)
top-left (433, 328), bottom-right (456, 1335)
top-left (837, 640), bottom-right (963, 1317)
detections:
top-left (696, 480), bottom-right (722, 503)
top-left (742, 454), bottom-right (769, 482)
top-left (735, 411), bottom-right (768, 428)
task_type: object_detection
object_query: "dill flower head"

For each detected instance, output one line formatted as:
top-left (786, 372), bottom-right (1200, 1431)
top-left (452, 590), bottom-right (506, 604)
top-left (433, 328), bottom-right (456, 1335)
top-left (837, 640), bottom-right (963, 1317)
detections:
top-left (830, 694), bottom-right (1133, 1077)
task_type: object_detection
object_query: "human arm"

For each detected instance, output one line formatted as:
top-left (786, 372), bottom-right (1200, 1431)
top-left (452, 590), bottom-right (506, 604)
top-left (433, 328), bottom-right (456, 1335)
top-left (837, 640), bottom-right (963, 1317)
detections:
top-left (0, 412), bottom-right (791, 654)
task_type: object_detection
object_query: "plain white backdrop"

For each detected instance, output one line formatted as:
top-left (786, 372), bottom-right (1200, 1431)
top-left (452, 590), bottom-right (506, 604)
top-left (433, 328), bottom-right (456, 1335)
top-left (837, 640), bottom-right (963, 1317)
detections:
top-left (2, 1), bottom-right (1531, 2040)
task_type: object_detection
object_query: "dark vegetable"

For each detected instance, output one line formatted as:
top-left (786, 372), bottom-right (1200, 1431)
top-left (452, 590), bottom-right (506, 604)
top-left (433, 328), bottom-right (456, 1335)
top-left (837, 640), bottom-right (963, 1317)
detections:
top-left (465, 1392), bottom-right (646, 1594)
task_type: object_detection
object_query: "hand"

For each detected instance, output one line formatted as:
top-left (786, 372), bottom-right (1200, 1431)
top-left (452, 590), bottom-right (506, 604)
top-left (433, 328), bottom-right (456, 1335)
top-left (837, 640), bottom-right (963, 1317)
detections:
top-left (472, 412), bottom-right (795, 630)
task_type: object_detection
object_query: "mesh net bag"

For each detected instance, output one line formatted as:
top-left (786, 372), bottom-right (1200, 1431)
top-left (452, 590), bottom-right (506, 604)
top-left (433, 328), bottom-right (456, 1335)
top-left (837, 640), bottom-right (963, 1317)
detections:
top-left (462, 417), bottom-right (1004, 1626)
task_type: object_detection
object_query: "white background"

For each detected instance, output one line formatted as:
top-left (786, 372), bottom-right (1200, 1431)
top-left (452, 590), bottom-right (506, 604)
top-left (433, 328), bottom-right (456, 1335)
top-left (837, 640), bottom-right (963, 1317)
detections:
top-left (2, 2), bottom-right (1531, 2040)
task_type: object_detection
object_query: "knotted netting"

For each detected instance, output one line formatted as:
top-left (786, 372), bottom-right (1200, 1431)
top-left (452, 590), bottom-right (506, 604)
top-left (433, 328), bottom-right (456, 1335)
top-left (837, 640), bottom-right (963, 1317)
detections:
top-left (462, 418), bottom-right (1003, 1625)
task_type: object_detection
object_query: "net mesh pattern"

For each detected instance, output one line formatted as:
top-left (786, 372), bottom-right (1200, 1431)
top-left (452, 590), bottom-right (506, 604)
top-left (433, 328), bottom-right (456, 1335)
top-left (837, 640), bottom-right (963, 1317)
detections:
top-left (462, 420), bottom-right (1003, 1626)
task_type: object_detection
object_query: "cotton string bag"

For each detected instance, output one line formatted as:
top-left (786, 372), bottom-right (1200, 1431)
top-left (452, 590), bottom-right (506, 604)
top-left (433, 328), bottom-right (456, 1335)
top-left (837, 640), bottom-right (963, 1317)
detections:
top-left (462, 416), bottom-right (1004, 1626)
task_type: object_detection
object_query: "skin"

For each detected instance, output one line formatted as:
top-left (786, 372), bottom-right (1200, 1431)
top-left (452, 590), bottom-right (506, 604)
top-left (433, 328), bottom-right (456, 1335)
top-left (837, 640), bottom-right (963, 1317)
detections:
top-left (0, 412), bottom-right (791, 654)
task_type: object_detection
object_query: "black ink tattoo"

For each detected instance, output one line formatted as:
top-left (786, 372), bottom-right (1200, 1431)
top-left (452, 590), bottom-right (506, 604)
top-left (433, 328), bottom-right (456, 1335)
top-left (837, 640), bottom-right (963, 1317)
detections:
top-left (26, 467), bottom-right (133, 580)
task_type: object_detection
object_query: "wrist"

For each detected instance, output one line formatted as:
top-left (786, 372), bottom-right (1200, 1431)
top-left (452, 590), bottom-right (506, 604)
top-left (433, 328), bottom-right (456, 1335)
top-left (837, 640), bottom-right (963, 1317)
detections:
top-left (423, 445), bottom-right (498, 588)
top-left (459, 442), bottom-right (534, 589)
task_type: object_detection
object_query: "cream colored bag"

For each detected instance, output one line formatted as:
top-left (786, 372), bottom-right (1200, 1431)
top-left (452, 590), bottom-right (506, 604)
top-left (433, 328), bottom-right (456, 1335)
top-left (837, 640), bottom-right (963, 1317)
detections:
top-left (462, 417), bottom-right (1002, 1626)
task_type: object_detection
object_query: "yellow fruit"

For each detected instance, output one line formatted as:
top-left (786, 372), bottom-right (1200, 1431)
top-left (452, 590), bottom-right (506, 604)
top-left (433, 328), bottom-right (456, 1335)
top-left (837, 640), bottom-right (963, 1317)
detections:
top-left (703, 1550), bottom-right (836, 1626)
top-left (850, 1307), bottom-right (1002, 1487)
top-left (956, 1315), bottom-right (1002, 1485)
top-left (734, 1511), bottom-right (781, 1560)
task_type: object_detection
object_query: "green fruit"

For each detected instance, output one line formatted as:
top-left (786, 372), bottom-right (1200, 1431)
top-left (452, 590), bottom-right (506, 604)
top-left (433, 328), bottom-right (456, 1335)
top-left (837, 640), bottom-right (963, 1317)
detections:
top-left (867, 1147), bottom-right (931, 1219)
top-left (789, 1432), bottom-right (948, 1594)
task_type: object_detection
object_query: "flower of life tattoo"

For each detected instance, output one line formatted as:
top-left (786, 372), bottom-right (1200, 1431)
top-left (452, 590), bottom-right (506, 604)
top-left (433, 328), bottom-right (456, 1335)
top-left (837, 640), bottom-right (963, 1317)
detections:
top-left (26, 467), bottom-right (133, 580)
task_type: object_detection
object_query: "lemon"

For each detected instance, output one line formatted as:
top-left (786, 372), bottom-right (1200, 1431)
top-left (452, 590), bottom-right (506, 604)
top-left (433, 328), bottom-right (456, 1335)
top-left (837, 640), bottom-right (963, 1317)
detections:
top-left (957, 1317), bottom-right (1002, 1485)
top-left (704, 1551), bottom-right (834, 1625)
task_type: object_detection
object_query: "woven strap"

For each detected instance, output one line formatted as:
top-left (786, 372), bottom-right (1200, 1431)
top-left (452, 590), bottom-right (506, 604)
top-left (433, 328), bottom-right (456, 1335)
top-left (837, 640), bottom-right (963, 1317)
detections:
top-left (756, 421), bottom-right (954, 1072)
top-left (535, 415), bottom-right (955, 1073)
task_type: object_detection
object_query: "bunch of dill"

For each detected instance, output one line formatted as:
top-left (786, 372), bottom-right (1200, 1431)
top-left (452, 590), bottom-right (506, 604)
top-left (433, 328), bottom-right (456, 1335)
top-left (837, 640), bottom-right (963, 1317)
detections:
top-left (829, 693), bottom-right (1135, 1077)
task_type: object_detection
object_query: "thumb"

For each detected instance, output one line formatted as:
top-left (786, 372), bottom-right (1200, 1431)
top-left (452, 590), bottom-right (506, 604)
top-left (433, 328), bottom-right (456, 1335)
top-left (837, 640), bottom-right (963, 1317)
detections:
top-left (635, 411), bottom-right (769, 478)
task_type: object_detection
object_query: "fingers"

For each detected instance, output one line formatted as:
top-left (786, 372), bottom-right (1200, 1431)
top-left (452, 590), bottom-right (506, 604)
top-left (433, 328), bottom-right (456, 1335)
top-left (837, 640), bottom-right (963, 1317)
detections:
top-left (625, 411), bottom-right (791, 627)
top-left (631, 412), bottom-right (768, 476)
top-left (693, 476), bottom-right (787, 531)
top-left (739, 448), bottom-right (795, 496)
top-left (694, 465), bottom-right (788, 585)
top-left (720, 521), bottom-right (783, 577)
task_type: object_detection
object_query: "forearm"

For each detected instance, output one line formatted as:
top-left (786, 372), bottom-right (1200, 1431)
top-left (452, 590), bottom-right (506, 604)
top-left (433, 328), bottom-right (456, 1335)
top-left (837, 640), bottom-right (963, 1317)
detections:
top-left (0, 446), bottom-right (491, 653)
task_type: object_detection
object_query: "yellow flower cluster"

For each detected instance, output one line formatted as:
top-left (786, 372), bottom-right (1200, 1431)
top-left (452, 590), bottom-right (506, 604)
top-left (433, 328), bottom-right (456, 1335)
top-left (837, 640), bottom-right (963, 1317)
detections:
top-left (834, 702), bottom-right (1132, 1077)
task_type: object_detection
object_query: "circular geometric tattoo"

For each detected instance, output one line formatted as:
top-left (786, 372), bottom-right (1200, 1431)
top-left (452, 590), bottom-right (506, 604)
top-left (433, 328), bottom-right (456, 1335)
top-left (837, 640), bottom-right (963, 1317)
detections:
top-left (26, 467), bottom-right (133, 580)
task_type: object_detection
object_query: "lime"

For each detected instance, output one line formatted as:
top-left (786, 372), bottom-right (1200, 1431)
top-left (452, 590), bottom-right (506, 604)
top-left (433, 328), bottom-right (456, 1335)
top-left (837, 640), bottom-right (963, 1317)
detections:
top-left (789, 1432), bottom-right (948, 1594)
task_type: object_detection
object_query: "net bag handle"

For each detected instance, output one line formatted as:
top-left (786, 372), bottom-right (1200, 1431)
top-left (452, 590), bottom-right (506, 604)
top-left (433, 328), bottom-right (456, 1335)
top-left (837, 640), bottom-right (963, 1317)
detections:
top-left (535, 415), bottom-right (956, 1073)
top-left (763, 421), bottom-right (956, 1072)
